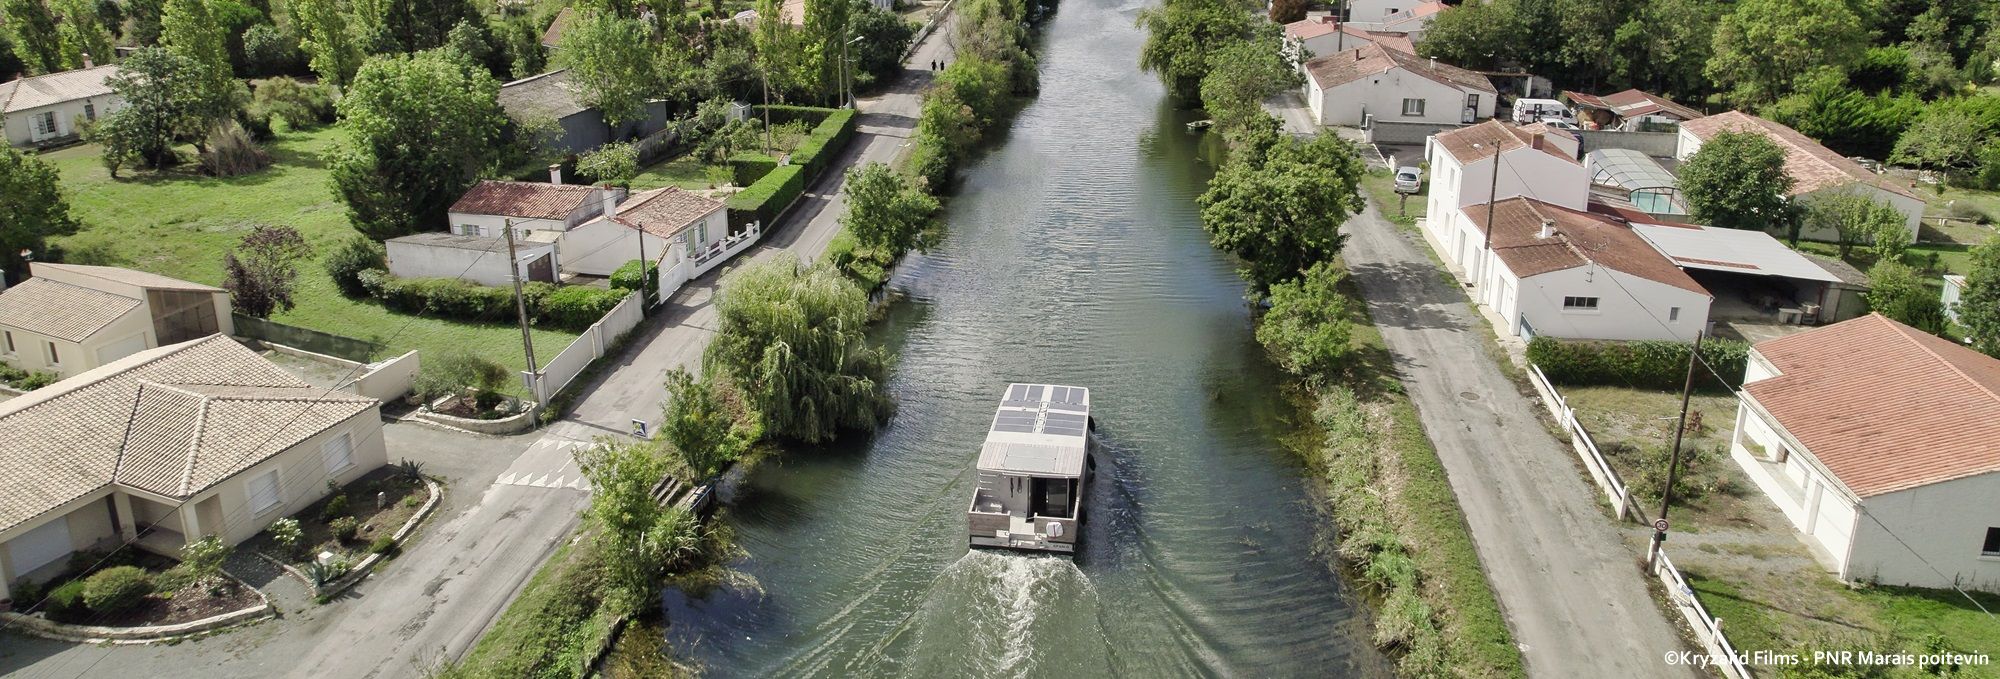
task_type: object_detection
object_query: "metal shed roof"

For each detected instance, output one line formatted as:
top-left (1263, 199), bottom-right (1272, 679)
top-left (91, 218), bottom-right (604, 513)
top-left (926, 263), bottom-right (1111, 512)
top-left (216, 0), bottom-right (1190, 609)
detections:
top-left (1629, 223), bottom-right (1844, 283)
top-left (975, 383), bottom-right (1090, 477)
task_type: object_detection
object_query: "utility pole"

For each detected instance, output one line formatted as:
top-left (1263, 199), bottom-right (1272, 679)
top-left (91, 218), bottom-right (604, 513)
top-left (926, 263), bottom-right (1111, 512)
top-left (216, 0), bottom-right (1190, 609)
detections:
top-left (1647, 331), bottom-right (1704, 569)
top-left (761, 69), bottom-right (774, 154)
top-left (504, 219), bottom-right (541, 394)
top-left (635, 220), bottom-right (651, 308)
top-left (1478, 141), bottom-right (1501, 294)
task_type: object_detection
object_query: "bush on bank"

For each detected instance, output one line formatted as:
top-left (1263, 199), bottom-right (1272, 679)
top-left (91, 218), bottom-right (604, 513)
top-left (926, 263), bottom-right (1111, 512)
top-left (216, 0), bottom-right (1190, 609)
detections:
top-left (1525, 336), bottom-right (1749, 392)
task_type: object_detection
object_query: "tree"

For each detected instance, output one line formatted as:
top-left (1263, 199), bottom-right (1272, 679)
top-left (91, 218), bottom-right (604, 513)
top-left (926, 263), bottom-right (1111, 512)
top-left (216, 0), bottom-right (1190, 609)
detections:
top-left (125, 0), bottom-right (163, 45)
top-left (659, 368), bottom-right (754, 482)
top-left (1198, 132), bottom-right (1366, 293)
top-left (383, 0), bottom-right (478, 53)
top-left (1266, 0), bottom-right (1304, 24)
top-left (329, 49), bottom-right (507, 239)
top-left (577, 141), bottom-right (639, 186)
top-left (1803, 192), bottom-right (1911, 260)
top-left (839, 162), bottom-right (937, 254)
top-left (159, 0), bottom-right (236, 117)
top-left (1865, 260), bottom-right (1948, 334)
top-left (802, 0), bottom-right (849, 103)
top-left (1706, 0), bottom-right (1866, 105)
top-left (51, 0), bottom-right (114, 70)
top-left (223, 224), bottom-right (310, 317)
top-left (412, 351), bottom-right (510, 406)
top-left (1677, 131), bottom-right (1796, 233)
top-left (1765, 70), bottom-right (1923, 161)
top-left (558, 11), bottom-right (659, 130)
top-left (1198, 36), bottom-right (1296, 140)
top-left (240, 23), bottom-right (300, 77)
top-left (1256, 260), bottom-right (1353, 380)
top-left (1893, 112), bottom-right (1985, 188)
top-left (91, 48), bottom-right (213, 172)
top-left (703, 255), bottom-right (892, 443)
top-left (576, 440), bottom-right (704, 612)
top-left (1137, 0), bottom-right (1267, 102)
top-left (292, 0), bottom-right (361, 91)
top-left (0, 147), bottom-right (82, 284)
top-left (1415, 0), bottom-right (1517, 72)
top-left (496, 13), bottom-right (546, 80)
top-left (752, 0), bottom-right (814, 99)
top-left (846, 0), bottom-right (913, 90)
top-left (1957, 237), bottom-right (2000, 356)
top-left (2, 0), bottom-right (62, 74)
top-left (1609, 0), bottom-right (1717, 99)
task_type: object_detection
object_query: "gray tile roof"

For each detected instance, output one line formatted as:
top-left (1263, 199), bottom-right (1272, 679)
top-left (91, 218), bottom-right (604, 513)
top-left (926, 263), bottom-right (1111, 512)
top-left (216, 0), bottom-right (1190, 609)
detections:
top-left (0, 65), bottom-right (120, 113)
top-left (498, 69), bottom-right (588, 122)
top-left (34, 263), bottom-right (224, 292)
top-left (0, 278), bottom-right (142, 342)
top-left (0, 336), bottom-right (378, 534)
top-left (386, 231), bottom-right (515, 253)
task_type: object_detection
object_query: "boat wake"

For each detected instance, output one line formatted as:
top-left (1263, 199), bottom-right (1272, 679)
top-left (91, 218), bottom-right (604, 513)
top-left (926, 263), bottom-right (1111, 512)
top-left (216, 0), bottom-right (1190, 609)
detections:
top-left (871, 550), bottom-right (1097, 678)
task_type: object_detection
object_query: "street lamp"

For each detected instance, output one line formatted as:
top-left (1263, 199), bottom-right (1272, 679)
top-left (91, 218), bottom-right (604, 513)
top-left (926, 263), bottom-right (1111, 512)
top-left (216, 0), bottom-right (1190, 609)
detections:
top-left (842, 32), bottom-right (864, 109)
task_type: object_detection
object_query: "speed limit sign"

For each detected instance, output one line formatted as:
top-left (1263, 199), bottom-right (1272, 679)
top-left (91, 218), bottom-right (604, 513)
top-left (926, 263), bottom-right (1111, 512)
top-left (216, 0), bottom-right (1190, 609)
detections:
top-left (1653, 519), bottom-right (1670, 532)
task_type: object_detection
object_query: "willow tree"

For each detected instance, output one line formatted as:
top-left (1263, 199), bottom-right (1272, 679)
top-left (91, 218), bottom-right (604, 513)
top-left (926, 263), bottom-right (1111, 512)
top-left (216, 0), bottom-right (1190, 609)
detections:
top-left (704, 255), bottom-right (892, 444)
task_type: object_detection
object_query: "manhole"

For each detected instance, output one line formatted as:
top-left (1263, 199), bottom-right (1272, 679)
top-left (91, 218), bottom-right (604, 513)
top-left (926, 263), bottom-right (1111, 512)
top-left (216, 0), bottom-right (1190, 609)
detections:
top-left (1459, 391), bottom-right (1480, 401)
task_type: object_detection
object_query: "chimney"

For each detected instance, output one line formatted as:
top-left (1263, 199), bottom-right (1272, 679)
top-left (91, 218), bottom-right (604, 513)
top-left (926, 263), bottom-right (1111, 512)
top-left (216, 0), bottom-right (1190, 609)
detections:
top-left (82, 53), bottom-right (93, 69)
top-left (549, 164), bottom-right (563, 185)
top-left (1530, 132), bottom-right (1545, 150)
top-left (599, 183), bottom-right (618, 219)
top-left (1538, 218), bottom-right (1555, 239)
top-left (1355, 49), bottom-right (1362, 61)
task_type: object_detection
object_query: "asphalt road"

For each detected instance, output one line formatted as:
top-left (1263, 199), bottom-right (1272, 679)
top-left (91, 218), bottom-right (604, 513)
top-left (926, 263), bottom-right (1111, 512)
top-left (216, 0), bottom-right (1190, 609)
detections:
top-left (1340, 201), bottom-right (1697, 678)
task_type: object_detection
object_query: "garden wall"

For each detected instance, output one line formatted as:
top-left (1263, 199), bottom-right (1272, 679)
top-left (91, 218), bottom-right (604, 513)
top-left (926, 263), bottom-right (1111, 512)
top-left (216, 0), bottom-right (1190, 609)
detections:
top-left (233, 314), bottom-right (385, 363)
top-left (527, 291), bottom-right (644, 404)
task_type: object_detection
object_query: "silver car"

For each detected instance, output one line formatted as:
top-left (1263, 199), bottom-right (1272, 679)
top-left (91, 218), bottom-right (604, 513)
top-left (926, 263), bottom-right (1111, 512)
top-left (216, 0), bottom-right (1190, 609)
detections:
top-left (1394, 166), bottom-right (1422, 194)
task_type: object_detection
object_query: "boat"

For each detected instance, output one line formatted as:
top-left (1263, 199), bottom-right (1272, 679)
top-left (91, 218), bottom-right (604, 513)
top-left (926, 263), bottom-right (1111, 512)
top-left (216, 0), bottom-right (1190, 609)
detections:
top-left (967, 383), bottom-right (1097, 554)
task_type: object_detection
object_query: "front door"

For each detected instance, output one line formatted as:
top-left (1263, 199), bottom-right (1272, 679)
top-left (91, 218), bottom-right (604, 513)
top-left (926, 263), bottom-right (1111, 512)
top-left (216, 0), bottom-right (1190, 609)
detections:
top-left (526, 252), bottom-right (555, 283)
top-left (1463, 93), bottom-right (1479, 123)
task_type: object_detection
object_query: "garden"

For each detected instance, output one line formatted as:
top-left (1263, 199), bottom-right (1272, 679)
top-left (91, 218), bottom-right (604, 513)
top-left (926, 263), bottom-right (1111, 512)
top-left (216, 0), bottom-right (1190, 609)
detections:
top-left (8, 537), bottom-right (261, 629)
top-left (241, 461), bottom-right (434, 595)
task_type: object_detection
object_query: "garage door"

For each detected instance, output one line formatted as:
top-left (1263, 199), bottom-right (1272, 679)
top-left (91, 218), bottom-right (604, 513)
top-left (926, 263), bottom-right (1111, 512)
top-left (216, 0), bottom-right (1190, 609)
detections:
top-left (95, 333), bottom-right (148, 364)
top-left (9, 518), bottom-right (72, 578)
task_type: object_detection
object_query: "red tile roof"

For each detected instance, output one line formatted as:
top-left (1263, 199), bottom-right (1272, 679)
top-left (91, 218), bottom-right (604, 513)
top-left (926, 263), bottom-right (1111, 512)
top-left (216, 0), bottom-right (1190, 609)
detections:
top-left (1463, 197), bottom-right (1708, 294)
top-left (1562, 89), bottom-right (1703, 121)
top-left (1745, 314), bottom-right (2000, 498)
top-left (1283, 17), bottom-right (1415, 54)
top-left (449, 180), bottom-right (598, 220)
top-left (1304, 43), bottom-right (1494, 94)
top-left (1680, 111), bottom-right (1919, 200)
top-left (612, 187), bottom-right (725, 238)
top-left (1434, 119), bottom-right (1579, 166)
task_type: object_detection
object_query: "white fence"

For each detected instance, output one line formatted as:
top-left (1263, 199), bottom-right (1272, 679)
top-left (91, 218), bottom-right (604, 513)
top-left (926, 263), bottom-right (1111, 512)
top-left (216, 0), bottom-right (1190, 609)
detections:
top-left (1525, 363), bottom-right (1753, 679)
top-left (525, 291), bottom-right (645, 404)
top-left (690, 222), bottom-right (762, 279)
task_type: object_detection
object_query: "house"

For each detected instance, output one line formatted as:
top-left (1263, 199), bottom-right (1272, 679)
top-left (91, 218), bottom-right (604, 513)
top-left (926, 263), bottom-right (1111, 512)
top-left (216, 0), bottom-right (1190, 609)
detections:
top-left (499, 69), bottom-right (672, 156)
top-left (385, 232), bottom-right (560, 286)
top-left (0, 335), bottom-right (384, 601)
top-left (1454, 197), bottom-right (1712, 341)
top-left (1282, 16), bottom-right (1414, 62)
top-left (1677, 111), bottom-right (1925, 242)
top-left (539, 6), bottom-right (574, 48)
top-left (1729, 314), bottom-right (2000, 591)
top-left (447, 176), bottom-right (621, 239)
top-left (1302, 43), bottom-right (1495, 128)
top-left (1424, 120), bottom-right (1588, 253)
top-left (1561, 89), bottom-right (1703, 131)
top-left (1944, 274), bottom-right (1968, 325)
top-left (559, 186), bottom-right (728, 279)
top-left (0, 62), bottom-right (121, 148)
top-left (1340, 0), bottom-right (1446, 39)
top-left (0, 263), bottom-right (232, 379)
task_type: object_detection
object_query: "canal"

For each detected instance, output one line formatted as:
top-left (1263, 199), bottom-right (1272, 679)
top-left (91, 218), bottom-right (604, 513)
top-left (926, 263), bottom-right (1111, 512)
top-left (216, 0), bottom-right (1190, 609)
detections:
top-left (661, 0), bottom-right (1394, 675)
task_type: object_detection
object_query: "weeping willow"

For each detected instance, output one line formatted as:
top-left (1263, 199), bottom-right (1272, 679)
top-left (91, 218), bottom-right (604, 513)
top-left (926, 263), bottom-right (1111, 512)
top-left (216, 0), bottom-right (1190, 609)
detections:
top-left (704, 255), bottom-right (894, 443)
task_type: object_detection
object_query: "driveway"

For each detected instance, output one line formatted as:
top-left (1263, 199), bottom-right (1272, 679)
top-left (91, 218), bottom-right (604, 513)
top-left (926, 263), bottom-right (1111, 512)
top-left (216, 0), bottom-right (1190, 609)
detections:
top-left (1339, 203), bottom-right (1698, 678)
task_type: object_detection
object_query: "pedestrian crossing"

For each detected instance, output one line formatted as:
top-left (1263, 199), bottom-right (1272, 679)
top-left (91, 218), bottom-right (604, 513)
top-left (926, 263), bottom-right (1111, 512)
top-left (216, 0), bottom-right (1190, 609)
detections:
top-left (494, 437), bottom-right (592, 491)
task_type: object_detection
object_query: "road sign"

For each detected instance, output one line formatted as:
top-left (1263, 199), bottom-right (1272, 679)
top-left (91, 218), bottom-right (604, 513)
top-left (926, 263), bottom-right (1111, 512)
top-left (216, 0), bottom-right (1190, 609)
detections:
top-left (1653, 519), bottom-right (1670, 532)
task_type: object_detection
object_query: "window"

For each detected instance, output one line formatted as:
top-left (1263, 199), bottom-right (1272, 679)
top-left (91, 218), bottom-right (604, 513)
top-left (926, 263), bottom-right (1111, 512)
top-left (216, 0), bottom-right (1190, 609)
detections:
top-left (455, 223), bottom-right (481, 236)
top-left (1669, 307), bottom-right (1680, 322)
top-left (1563, 296), bottom-right (1600, 311)
top-left (1466, 93), bottom-right (1480, 111)
top-left (3, 330), bottom-right (13, 355)
top-left (1401, 98), bottom-right (1426, 117)
top-left (1984, 527), bottom-right (2000, 557)
top-left (84, 103), bottom-right (95, 121)
top-left (35, 111), bottom-right (57, 135)
top-left (247, 469), bottom-right (282, 514)
top-left (46, 342), bottom-right (60, 365)
top-left (321, 433), bottom-right (355, 475)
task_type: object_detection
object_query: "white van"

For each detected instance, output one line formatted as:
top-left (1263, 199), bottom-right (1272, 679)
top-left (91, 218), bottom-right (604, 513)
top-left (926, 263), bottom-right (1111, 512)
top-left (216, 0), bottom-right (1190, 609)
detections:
top-left (1511, 98), bottom-right (1575, 125)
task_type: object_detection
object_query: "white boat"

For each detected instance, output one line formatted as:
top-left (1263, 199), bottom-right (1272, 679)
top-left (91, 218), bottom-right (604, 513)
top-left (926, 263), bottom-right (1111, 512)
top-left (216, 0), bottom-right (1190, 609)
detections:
top-left (967, 383), bottom-right (1097, 554)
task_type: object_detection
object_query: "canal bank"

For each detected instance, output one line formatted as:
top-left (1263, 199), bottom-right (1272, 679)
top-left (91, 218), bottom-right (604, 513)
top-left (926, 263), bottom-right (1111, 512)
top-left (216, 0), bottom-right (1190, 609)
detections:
top-left (656, 0), bottom-right (1395, 675)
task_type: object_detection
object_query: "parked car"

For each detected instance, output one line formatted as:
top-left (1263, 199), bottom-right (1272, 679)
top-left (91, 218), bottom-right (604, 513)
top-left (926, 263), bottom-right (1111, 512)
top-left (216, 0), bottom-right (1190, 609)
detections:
top-left (1394, 166), bottom-right (1422, 194)
top-left (1539, 117), bottom-right (1580, 131)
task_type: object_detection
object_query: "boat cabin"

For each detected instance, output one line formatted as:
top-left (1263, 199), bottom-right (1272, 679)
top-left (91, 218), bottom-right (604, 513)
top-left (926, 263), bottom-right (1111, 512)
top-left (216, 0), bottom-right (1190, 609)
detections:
top-left (968, 383), bottom-right (1096, 554)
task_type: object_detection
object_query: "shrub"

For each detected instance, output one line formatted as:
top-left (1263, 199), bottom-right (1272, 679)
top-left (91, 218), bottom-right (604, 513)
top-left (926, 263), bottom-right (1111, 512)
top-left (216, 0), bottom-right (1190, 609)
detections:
top-left (43, 580), bottom-right (90, 622)
top-left (610, 259), bottom-right (658, 294)
top-left (268, 517), bottom-right (305, 559)
top-left (394, 458), bottom-right (426, 482)
top-left (153, 565), bottom-right (197, 593)
top-left (330, 516), bottom-right (361, 543)
top-left (539, 285), bottom-right (628, 330)
top-left (1525, 337), bottom-right (1748, 392)
top-left (414, 351), bottom-right (511, 406)
top-left (0, 365), bottom-right (60, 390)
top-left (320, 493), bottom-right (351, 522)
top-left (178, 535), bottom-right (231, 583)
top-left (324, 237), bottom-right (387, 298)
top-left (726, 164), bottom-right (807, 230)
top-left (252, 78), bottom-right (337, 129)
top-left (82, 566), bottom-right (155, 614)
top-left (303, 557), bottom-right (349, 590)
top-left (198, 120), bottom-right (273, 177)
top-left (1947, 200), bottom-right (1993, 225)
top-left (577, 141), bottom-right (639, 187)
top-left (368, 535), bottom-right (398, 555)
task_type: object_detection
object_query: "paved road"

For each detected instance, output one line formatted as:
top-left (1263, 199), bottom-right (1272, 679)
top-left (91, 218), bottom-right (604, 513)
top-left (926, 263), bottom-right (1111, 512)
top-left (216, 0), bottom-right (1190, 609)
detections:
top-left (0, 16), bottom-right (961, 679)
top-left (1340, 201), bottom-right (1696, 677)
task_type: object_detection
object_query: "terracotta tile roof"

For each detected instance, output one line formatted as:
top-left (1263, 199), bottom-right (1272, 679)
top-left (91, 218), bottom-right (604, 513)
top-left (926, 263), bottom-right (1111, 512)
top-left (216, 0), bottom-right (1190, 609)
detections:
top-left (1563, 89), bottom-right (1703, 121)
top-left (1283, 18), bottom-right (1414, 53)
top-left (0, 278), bottom-right (141, 342)
top-left (0, 336), bottom-right (377, 533)
top-left (612, 187), bottom-right (724, 238)
top-left (1434, 119), bottom-right (1579, 166)
top-left (0, 64), bottom-right (119, 113)
top-left (33, 263), bottom-right (223, 292)
top-left (1464, 197), bottom-right (1708, 294)
top-left (1745, 314), bottom-right (2000, 498)
top-left (1304, 43), bottom-right (1494, 94)
top-left (1680, 111), bottom-right (1919, 200)
top-left (449, 180), bottom-right (598, 220)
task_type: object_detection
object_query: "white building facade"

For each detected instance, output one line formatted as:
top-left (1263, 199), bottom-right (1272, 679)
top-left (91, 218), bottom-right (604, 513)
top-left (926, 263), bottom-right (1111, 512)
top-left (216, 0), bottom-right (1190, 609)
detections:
top-left (1, 64), bottom-right (122, 148)
top-left (1424, 120), bottom-right (1589, 259)
top-left (1303, 43), bottom-right (1494, 128)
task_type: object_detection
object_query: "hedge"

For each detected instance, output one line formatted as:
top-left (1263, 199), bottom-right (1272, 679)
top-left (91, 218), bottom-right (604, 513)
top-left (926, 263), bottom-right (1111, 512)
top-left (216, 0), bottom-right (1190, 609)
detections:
top-left (751, 104), bottom-right (835, 126)
top-left (727, 164), bottom-right (807, 230)
top-left (355, 269), bottom-right (627, 332)
top-left (722, 107), bottom-right (857, 231)
top-left (791, 109), bottom-right (857, 180)
top-left (1525, 336), bottom-right (1749, 392)
top-left (610, 259), bottom-right (658, 293)
top-left (729, 153), bottom-right (778, 186)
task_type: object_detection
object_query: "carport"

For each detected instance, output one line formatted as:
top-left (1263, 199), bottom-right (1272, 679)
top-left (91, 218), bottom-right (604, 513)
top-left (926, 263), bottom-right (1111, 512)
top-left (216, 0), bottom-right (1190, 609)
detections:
top-left (1628, 222), bottom-right (1868, 329)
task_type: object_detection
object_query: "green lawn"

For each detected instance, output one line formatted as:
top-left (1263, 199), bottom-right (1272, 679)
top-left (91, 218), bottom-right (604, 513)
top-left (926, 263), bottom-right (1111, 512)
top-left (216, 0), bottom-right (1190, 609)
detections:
top-left (629, 153), bottom-right (726, 192)
top-left (40, 128), bottom-right (577, 382)
top-left (1359, 167), bottom-right (1424, 227)
top-left (1793, 240), bottom-right (1973, 278)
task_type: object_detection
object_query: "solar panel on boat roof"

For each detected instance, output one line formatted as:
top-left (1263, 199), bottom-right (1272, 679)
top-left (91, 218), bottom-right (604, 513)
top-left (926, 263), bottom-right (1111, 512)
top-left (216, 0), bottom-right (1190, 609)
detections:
top-left (992, 423), bottom-right (1037, 433)
top-left (1050, 386), bottom-right (1071, 403)
top-left (1044, 412), bottom-right (1086, 426)
top-left (1008, 384), bottom-right (1028, 401)
top-left (1026, 385), bottom-right (1045, 401)
top-left (1047, 402), bottom-right (1086, 412)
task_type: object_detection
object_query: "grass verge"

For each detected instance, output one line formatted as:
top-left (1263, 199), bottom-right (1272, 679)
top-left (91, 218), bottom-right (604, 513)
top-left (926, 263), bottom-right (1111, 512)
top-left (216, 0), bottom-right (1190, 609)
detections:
top-left (1357, 167), bottom-right (1424, 229)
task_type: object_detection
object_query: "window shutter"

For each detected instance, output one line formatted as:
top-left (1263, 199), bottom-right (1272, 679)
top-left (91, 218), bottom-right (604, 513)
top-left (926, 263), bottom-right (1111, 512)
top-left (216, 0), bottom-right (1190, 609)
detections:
top-left (322, 433), bottom-right (355, 474)
top-left (248, 469), bottom-right (282, 513)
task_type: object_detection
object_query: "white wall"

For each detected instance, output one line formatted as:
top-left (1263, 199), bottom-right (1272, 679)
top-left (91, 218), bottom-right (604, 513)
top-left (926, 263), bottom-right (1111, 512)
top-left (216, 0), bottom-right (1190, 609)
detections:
top-left (1426, 148), bottom-right (1588, 265)
top-left (1310, 65), bottom-right (1491, 127)
top-left (196, 408), bottom-right (387, 547)
top-left (349, 350), bottom-right (420, 401)
top-left (0, 307), bottom-right (151, 378)
top-left (4, 94), bottom-right (120, 147)
top-left (1851, 473), bottom-right (2000, 591)
top-left (1945, 276), bottom-right (1966, 324)
top-left (385, 239), bottom-right (555, 287)
top-left (1474, 255), bottom-right (1710, 341)
top-left (558, 219), bottom-right (669, 277)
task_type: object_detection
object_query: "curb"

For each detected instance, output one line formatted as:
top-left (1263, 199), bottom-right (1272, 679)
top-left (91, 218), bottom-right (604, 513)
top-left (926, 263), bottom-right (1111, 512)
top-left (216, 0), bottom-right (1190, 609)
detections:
top-left (0, 588), bottom-right (273, 645)
top-left (263, 479), bottom-right (444, 600)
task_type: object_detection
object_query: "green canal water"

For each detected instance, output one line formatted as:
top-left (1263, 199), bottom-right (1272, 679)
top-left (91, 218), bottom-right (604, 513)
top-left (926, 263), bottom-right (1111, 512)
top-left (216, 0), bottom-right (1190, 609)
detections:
top-left (661, 0), bottom-right (1394, 675)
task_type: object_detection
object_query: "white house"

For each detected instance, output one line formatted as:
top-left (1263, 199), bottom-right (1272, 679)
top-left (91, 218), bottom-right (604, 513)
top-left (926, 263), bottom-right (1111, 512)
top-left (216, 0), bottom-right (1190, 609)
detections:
top-left (1424, 120), bottom-right (1588, 254)
top-left (1678, 111), bottom-right (1926, 242)
top-left (1454, 197), bottom-right (1711, 341)
top-left (1343, 0), bottom-right (1446, 39)
top-left (446, 175), bottom-right (621, 240)
top-left (0, 335), bottom-right (385, 601)
top-left (0, 63), bottom-right (121, 148)
top-left (1944, 274), bottom-right (1968, 325)
top-left (0, 263), bottom-right (232, 379)
top-left (1302, 43), bottom-right (1495, 127)
top-left (560, 186), bottom-right (728, 281)
top-left (385, 232), bottom-right (560, 287)
top-left (1730, 314), bottom-right (2000, 591)
top-left (1282, 16), bottom-right (1413, 62)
